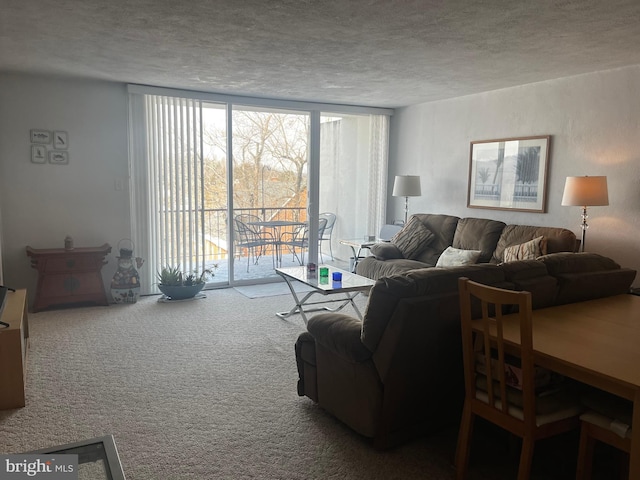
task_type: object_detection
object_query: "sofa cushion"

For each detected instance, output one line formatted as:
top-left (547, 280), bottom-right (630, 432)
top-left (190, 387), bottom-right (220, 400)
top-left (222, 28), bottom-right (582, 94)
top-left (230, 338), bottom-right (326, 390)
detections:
top-left (503, 236), bottom-right (546, 262)
top-left (360, 264), bottom-right (509, 352)
top-left (409, 214), bottom-right (460, 265)
top-left (436, 246), bottom-right (481, 267)
top-left (405, 264), bottom-right (510, 297)
top-left (452, 217), bottom-right (506, 263)
top-left (493, 225), bottom-right (577, 263)
top-left (390, 215), bottom-right (435, 259)
top-left (500, 260), bottom-right (558, 309)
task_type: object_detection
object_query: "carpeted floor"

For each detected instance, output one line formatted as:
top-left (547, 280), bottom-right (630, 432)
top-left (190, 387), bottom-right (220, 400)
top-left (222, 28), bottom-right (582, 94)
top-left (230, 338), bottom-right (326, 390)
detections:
top-left (0, 289), bottom-right (612, 479)
top-left (233, 282), bottom-right (314, 299)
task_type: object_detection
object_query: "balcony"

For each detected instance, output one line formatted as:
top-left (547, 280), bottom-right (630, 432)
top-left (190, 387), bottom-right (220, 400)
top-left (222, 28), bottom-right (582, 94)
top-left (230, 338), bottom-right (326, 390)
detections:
top-left (198, 206), bottom-right (344, 284)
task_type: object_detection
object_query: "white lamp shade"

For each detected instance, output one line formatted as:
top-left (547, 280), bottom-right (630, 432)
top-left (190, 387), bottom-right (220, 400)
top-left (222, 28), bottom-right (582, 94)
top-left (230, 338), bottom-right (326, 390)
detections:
top-left (561, 176), bottom-right (609, 206)
top-left (392, 175), bottom-right (422, 197)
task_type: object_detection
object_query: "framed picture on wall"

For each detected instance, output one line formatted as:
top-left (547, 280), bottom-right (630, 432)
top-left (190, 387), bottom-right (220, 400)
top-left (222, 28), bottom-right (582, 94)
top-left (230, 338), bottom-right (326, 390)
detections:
top-left (30, 129), bottom-right (51, 144)
top-left (53, 131), bottom-right (68, 149)
top-left (467, 135), bottom-right (550, 213)
top-left (31, 145), bottom-right (47, 164)
top-left (49, 151), bottom-right (69, 165)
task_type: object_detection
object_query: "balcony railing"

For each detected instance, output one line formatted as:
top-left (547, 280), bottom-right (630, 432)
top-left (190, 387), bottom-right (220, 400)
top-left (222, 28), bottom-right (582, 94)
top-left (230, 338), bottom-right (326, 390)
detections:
top-left (203, 206), bottom-right (306, 261)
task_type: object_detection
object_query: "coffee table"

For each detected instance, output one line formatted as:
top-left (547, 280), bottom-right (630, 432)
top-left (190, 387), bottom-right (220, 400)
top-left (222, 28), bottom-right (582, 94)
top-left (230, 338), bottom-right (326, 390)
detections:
top-left (275, 266), bottom-right (376, 324)
top-left (27, 435), bottom-right (125, 480)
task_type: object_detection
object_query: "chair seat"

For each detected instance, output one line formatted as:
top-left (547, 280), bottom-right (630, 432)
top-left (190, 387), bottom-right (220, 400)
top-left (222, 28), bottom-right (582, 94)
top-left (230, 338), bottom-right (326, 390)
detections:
top-left (576, 397), bottom-right (632, 479)
top-left (581, 388), bottom-right (633, 426)
top-left (580, 411), bottom-right (632, 439)
top-left (475, 390), bottom-right (582, 427)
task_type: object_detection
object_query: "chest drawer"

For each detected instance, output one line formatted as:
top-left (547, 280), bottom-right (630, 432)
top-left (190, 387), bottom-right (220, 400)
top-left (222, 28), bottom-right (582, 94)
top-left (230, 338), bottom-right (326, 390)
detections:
top-left (44, 256), bottom-right (97, 272)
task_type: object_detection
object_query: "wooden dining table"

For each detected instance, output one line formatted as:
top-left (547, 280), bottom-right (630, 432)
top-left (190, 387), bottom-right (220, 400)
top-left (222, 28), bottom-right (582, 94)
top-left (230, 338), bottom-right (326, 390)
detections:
top-left (471, 293), bottom-right (640, 479)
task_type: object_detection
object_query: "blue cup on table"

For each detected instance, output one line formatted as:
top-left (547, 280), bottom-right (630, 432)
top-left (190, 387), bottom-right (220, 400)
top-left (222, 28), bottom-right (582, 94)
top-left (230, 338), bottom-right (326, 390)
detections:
top-left (332, 271), bottom-right (342, 282)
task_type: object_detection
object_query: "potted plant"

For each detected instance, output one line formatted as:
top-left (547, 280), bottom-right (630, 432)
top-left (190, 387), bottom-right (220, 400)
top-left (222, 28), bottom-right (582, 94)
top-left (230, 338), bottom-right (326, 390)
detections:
top-left (157, 265), bottom-right (216, 300)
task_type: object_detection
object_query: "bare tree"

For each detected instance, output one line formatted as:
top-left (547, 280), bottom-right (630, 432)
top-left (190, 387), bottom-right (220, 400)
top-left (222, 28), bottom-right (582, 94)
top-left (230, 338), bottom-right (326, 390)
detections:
top-left (202, 110), bottom-right (309, 213)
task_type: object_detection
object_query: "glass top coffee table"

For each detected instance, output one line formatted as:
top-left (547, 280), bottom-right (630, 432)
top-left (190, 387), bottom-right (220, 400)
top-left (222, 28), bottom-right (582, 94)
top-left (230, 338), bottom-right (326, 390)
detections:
top-left (28, 435), bottom-right (125, 480)
top-left (275, 266), bottom-right (376, 324)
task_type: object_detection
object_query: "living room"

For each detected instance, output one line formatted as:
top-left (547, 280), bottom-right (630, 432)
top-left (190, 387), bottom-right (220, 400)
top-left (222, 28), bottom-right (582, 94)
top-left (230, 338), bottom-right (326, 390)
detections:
top-left (1, 1), bottom-right (639, 478)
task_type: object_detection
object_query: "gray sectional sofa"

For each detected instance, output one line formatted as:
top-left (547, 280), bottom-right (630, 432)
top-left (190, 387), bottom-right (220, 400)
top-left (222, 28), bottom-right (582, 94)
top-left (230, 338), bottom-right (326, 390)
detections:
top-left (356, 213), bottom-right (578, 280)
top-left (295, 240), bottom-right (636, 448)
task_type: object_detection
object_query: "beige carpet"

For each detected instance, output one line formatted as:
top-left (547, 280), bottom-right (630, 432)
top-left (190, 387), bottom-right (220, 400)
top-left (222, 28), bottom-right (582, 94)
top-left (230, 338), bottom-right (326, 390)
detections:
top-left (0, 289), bottom-right (595, 479)
top-left (233, 282), bottom-right (314, 299)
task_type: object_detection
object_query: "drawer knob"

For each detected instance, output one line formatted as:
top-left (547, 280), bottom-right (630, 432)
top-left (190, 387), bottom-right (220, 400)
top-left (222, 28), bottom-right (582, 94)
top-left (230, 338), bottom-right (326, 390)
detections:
top-left (66, 259), bottom-right (75, 268)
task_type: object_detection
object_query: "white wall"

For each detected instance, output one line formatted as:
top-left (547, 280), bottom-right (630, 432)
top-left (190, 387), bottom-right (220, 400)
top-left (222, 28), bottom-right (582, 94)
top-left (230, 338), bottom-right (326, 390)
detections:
top-left (389, 65), bottom-right (640, 286)
top-left (0, 74), bottom-right (131, 302)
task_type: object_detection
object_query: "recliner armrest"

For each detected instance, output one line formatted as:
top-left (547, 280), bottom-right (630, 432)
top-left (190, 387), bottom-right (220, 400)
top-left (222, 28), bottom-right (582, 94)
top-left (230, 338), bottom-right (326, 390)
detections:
top-left (307, 313), bottom-right (372, 362)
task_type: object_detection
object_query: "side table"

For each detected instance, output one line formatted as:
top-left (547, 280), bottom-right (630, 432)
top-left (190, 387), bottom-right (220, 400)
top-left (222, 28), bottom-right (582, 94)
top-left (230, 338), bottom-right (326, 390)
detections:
top-left (26, 243), bottom-right (112, 312)
top-left (339, 238), bottom-right (377, 272)
top-left (0, 288), bottom-right (29, 409)
top-left (27, 435), bottom-right (126, 480)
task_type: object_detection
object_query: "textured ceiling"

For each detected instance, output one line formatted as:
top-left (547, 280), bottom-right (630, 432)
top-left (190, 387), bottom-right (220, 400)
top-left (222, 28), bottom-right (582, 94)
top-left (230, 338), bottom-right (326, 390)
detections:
top-left (2, 0), bottom-right (640, 108)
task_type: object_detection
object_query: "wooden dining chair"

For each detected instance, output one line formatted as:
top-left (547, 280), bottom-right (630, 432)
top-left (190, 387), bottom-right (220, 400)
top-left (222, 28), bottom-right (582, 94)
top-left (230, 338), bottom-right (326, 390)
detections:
top-left (576, 390), bottom-right (632, 480)
top-left (455, 277), bottom-right (582, 480)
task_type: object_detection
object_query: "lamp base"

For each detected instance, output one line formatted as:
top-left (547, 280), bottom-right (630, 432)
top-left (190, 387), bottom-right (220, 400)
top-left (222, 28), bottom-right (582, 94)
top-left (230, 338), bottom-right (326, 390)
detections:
top-left (580, 206), bottom-right (588, 252)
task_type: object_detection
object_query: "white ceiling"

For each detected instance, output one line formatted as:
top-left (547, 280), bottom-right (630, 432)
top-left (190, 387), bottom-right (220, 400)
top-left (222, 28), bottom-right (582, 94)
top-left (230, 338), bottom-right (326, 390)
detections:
top-left (2, 0), bottom-right (640, 108)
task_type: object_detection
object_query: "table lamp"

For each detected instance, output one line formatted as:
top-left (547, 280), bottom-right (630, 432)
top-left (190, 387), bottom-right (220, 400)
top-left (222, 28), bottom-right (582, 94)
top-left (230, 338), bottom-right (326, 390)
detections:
top-left (561, 176), bottom-right (609, 252)
top-left (392, 175), bottom-right (422, 223)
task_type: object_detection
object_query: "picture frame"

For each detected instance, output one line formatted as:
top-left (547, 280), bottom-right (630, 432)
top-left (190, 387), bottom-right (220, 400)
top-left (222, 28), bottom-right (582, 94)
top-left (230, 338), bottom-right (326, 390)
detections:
top-left (31, 145), bottom-right (47, 164)
top-left (53, 131), bottom-right (68, 149)
top-left (49, 151), bottom-right (69, 165)
top-left (30, 129), bottom-right (51, 144)
top-left (467, 135), bottom-right (550, 213)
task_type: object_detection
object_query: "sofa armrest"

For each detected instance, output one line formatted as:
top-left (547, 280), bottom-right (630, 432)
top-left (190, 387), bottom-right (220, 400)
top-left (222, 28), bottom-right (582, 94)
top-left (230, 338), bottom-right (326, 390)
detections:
top-left (307, 313), bottom-right (372, 362)
top-left (555, 269), bottom-right (637, 305)
top-left (369, 242), bottom-right (404, 260)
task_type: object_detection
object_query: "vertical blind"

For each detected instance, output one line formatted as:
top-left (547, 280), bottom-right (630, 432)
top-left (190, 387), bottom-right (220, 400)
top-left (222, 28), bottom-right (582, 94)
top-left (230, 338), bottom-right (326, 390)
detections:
top-left (130, 94), bottom-right (206, 294)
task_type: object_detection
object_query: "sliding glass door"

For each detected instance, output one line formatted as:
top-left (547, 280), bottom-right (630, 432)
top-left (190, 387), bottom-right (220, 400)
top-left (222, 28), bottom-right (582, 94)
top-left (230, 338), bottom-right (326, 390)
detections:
top-left (129, 86), bottom-right (391, 293)
top-left (228, 106), bottom-right (310, 283)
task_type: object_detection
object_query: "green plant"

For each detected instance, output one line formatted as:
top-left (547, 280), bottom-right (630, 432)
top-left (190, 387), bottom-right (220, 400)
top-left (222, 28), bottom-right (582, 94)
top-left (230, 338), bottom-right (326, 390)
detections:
top-left (157, 265), bottom-right (216, 286)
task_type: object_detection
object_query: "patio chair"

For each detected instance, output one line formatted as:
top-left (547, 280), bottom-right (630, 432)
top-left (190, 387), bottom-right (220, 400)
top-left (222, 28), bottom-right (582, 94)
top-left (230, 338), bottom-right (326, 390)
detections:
top-left (319, 212), bottom-right (336, 262)
top-left (281, 218), bottom-right (327, 266)
top-left (233, 215), bottom-right (276, 272)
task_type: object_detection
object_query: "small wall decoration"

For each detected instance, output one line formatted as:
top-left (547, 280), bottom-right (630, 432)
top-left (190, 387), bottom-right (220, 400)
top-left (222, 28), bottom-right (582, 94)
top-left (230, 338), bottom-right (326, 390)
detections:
top-left (467, 135), bottom-right (550, 213)
top-left (31, 145), bottom-right (47, 164)
top-left (31, 129), bottom-right (51, 144)
top-left (49, 151), bottom-right (69, 165)
top-left (30, 128), bottom-right (70, 165)
top-left (53, 131), bottom-right (68, 149)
